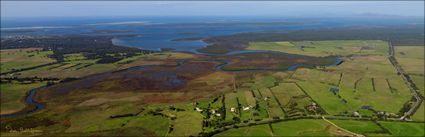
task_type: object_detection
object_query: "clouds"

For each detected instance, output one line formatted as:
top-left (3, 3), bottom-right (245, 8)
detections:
top-left (1, 1), bottom-right (424, 18)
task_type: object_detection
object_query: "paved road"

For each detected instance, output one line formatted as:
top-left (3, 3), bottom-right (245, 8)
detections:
top-left (387, 41), bottom-right (423, 120)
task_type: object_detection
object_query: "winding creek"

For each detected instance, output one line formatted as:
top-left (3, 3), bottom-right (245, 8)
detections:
top-left (1, 87), bottom-right (45, 118)
top-left (0, 50), bottom-right (343, 118)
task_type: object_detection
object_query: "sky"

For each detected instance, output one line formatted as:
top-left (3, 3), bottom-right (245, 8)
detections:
top-left (1, 1), bottom-right (424, 18)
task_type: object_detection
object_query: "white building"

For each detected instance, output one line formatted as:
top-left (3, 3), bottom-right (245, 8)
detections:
top-left (243, 106), bottom-right (251, 111)
top-left (195, 107), bottom-right (203, 112)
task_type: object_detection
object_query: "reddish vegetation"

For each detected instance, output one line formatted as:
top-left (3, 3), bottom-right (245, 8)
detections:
top-left (34, 51), bottom-right (336, 106)
top-left (36, 61), bottom-right (218, 102)
top-left (0, 116), bottom-right (57, 131)
top-left (114, 62), bottom-right (214, 90)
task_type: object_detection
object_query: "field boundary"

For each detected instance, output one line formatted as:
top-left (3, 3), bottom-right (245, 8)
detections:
top-left (321, 116), bottom-right (365, 137)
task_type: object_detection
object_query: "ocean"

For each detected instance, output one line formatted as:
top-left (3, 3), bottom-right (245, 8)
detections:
top-left (1, 16), bottom-right (422, 52)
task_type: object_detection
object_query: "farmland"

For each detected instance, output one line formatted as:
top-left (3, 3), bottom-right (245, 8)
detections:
top-left (214, 124), bottom-right (273, 136)
top-left (0, 48), bottom-right (55, 73)
top-left (329, 120), bottom-right (385, 135)
top-left (215, 119), bottom-right (425, 137)
top-left (379, 121), bottom-right (425, 136)
top-left (215, 119), bottom-right (357, 136)
top-left (395, 46), bottom-right (424, 96)
top-left (247, 40), bottom-right (388, 57)
top-left (1, 51), bottom-right (195, 78)
top-left (169, 111), bottom-right (203, 136)
top-left (393, 46), bottom-right (424, 122)
top-left (1, 38), bottom-right (424, 136)
top-left (292, 56), bottom-right (412, 116)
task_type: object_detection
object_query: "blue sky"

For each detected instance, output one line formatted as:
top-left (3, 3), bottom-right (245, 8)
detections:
top-left (1, 1), bottom-right (424, 18)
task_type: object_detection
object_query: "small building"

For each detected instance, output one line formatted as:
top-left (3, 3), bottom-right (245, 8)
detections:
top-left (243, 106), bottom-right (251, 111)
top-left (230, 107), bottom-right (235, 112)
top-left (195, 107), bottom-right (203, 112)
top-left (353, 111), bottom-right (361, 117)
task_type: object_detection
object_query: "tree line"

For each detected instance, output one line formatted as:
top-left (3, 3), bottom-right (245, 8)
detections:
top-left (1, 35), bottom-right (155, 63)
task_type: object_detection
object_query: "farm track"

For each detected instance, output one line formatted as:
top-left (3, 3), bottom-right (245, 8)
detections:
top-left (321, 116), bottom-right (365, 137)
top-left (387, 41), bottom-right (424, 120)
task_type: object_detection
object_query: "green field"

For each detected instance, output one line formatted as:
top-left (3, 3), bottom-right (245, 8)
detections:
top-left (0, 48), bottom-right (55, 73)
top-left (225, 92), bottom-right (240, 121)
top-left (215, 119), bottom-right (425, 137)
top-left (270, 83), bottom-right (313, 116)
top-left (395, 46), bottom-right (424, 59)
top-left (291, 68), bottom-right (341, 86)
top-left (252, 89), bottom-right (269, 119)
top-left (65, 103), bottom-right (142, 132)
top-left (124, 115), bottom-right (170, 136)
top-left (330, 120), bottom-right (385, 135)
top-left (379, 121), bottom-right (425, 136)
top-left (297, 81), bottom-right (350, 115)
top-left (259, 88), bottom-right (285, 118)
top-left (271, 119), bottom-right (349, 136)
top-left (292, 54), bottom-right (412, 116)
top-left (2, 52), bottom-right (194, 78)
top-left (58, 102), bottom-right (172, 136)
top-left (15, 52), bottom-right (117, 78)
top-left (247, 40), bottom-right (388, 57)
top-left (214, 124), bottom-right (273, 136)
top-left (169, 111), bottom-right (203, 136)
top-left (251, 76), bottom-right (276, 89)
top-left (215, 119), bottom-right (355, 136)
top-left (17, 62), bottom-right (117, 78)
top-left (412, 102), bottom-right (425, 121)
top-left (236, 90), bottom-right (255, 121)
top-left (395, 46), bottom-right (425, 96)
